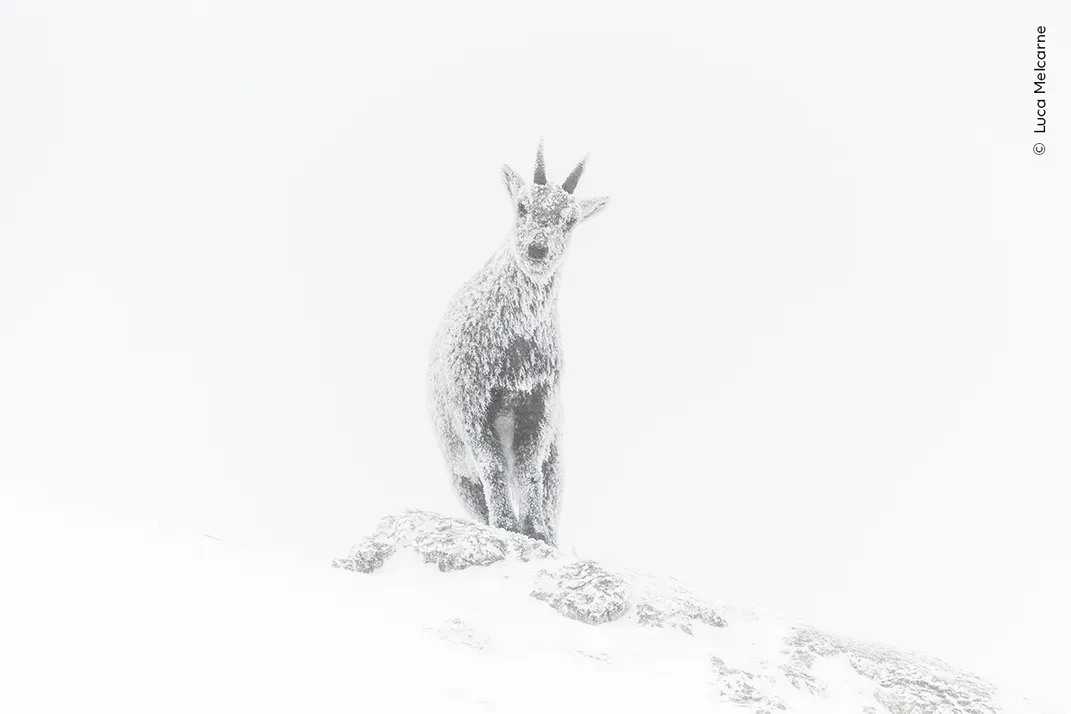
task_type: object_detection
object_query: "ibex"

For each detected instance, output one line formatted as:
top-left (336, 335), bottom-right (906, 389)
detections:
top-left (427, 141), bottom-right (609, 546)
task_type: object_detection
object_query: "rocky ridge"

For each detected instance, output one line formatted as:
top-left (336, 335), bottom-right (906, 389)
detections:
top-left (333, 510), bottom-right (1050, 714)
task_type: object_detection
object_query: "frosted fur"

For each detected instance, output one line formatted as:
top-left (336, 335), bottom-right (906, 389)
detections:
top-left (427, 143), bottom-right (609, 546)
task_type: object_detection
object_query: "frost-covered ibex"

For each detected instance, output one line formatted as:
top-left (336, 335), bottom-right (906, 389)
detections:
top-left (427, 141), bottom-right (609, 546)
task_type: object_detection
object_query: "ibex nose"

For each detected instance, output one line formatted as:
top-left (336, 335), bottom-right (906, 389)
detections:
top-left (528, 243), bottom-right (549, 261)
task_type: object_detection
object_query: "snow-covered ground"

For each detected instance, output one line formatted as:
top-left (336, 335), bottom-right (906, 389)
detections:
top-left (0, 484), bottom-right (1054, 714)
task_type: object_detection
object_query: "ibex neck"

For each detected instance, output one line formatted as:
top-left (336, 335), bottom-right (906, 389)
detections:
top-left (490, 241), bottom-right (561, 321)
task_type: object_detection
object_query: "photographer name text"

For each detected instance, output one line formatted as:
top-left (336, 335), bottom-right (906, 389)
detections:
top-left (1035, 26), bottom-right (1048, 134)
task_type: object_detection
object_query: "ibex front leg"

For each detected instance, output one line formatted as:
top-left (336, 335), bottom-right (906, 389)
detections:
top-left (510, 386), bottom-right (555, 544)
top-left (462, 413), bottom-right (521, 534)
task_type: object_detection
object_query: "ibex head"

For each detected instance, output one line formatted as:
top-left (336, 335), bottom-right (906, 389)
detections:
top-left (501, 139), bottom-right (609, 283)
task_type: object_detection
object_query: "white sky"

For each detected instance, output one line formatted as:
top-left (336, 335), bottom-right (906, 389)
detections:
top-left (1, 0), bottom-right (1068, 706)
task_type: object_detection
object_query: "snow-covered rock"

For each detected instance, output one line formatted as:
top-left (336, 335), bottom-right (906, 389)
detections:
top-left (333, 510), bottom-right (1052, 714)
top-left (530, 559), bottom-right (633, 625)
top-left (331, 509), bottom-right (558, 573)
top-left (333, 510), bottom-right (729, 631)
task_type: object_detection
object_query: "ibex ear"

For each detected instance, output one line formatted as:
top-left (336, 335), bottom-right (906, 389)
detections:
top-left (576, 196), bottom-right (609, 222)
top-left (502, 165), bottom-right (526, 201)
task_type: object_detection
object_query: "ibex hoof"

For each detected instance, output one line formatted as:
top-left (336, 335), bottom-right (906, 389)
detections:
top-left (522, 518), bottom-right (551, 544)
top-left (489, 512), bottom-right (522, 534)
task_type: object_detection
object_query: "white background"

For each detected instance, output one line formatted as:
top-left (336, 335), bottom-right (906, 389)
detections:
top-left (1, 0), bottom-right (1068, 706)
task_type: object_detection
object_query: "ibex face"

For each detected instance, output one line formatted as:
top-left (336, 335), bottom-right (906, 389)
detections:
top-left (501, 140), bottom-right (609, 284)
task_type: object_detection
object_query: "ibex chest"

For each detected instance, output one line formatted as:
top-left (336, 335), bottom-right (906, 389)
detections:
top-left (498, 333), bottom-right (561, 388)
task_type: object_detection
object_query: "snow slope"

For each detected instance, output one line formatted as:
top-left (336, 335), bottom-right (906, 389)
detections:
top-left (0, 486), bottom-right (1055, 714)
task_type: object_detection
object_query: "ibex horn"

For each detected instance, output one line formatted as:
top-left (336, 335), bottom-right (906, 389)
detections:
top-left (533, 138), bottom-right (547, 185)
top-left (561, 154), bottom-right (588, 194)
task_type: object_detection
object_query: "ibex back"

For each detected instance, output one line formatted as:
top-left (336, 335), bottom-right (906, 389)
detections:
top-left (427, 141), bottom-right (609, 546)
